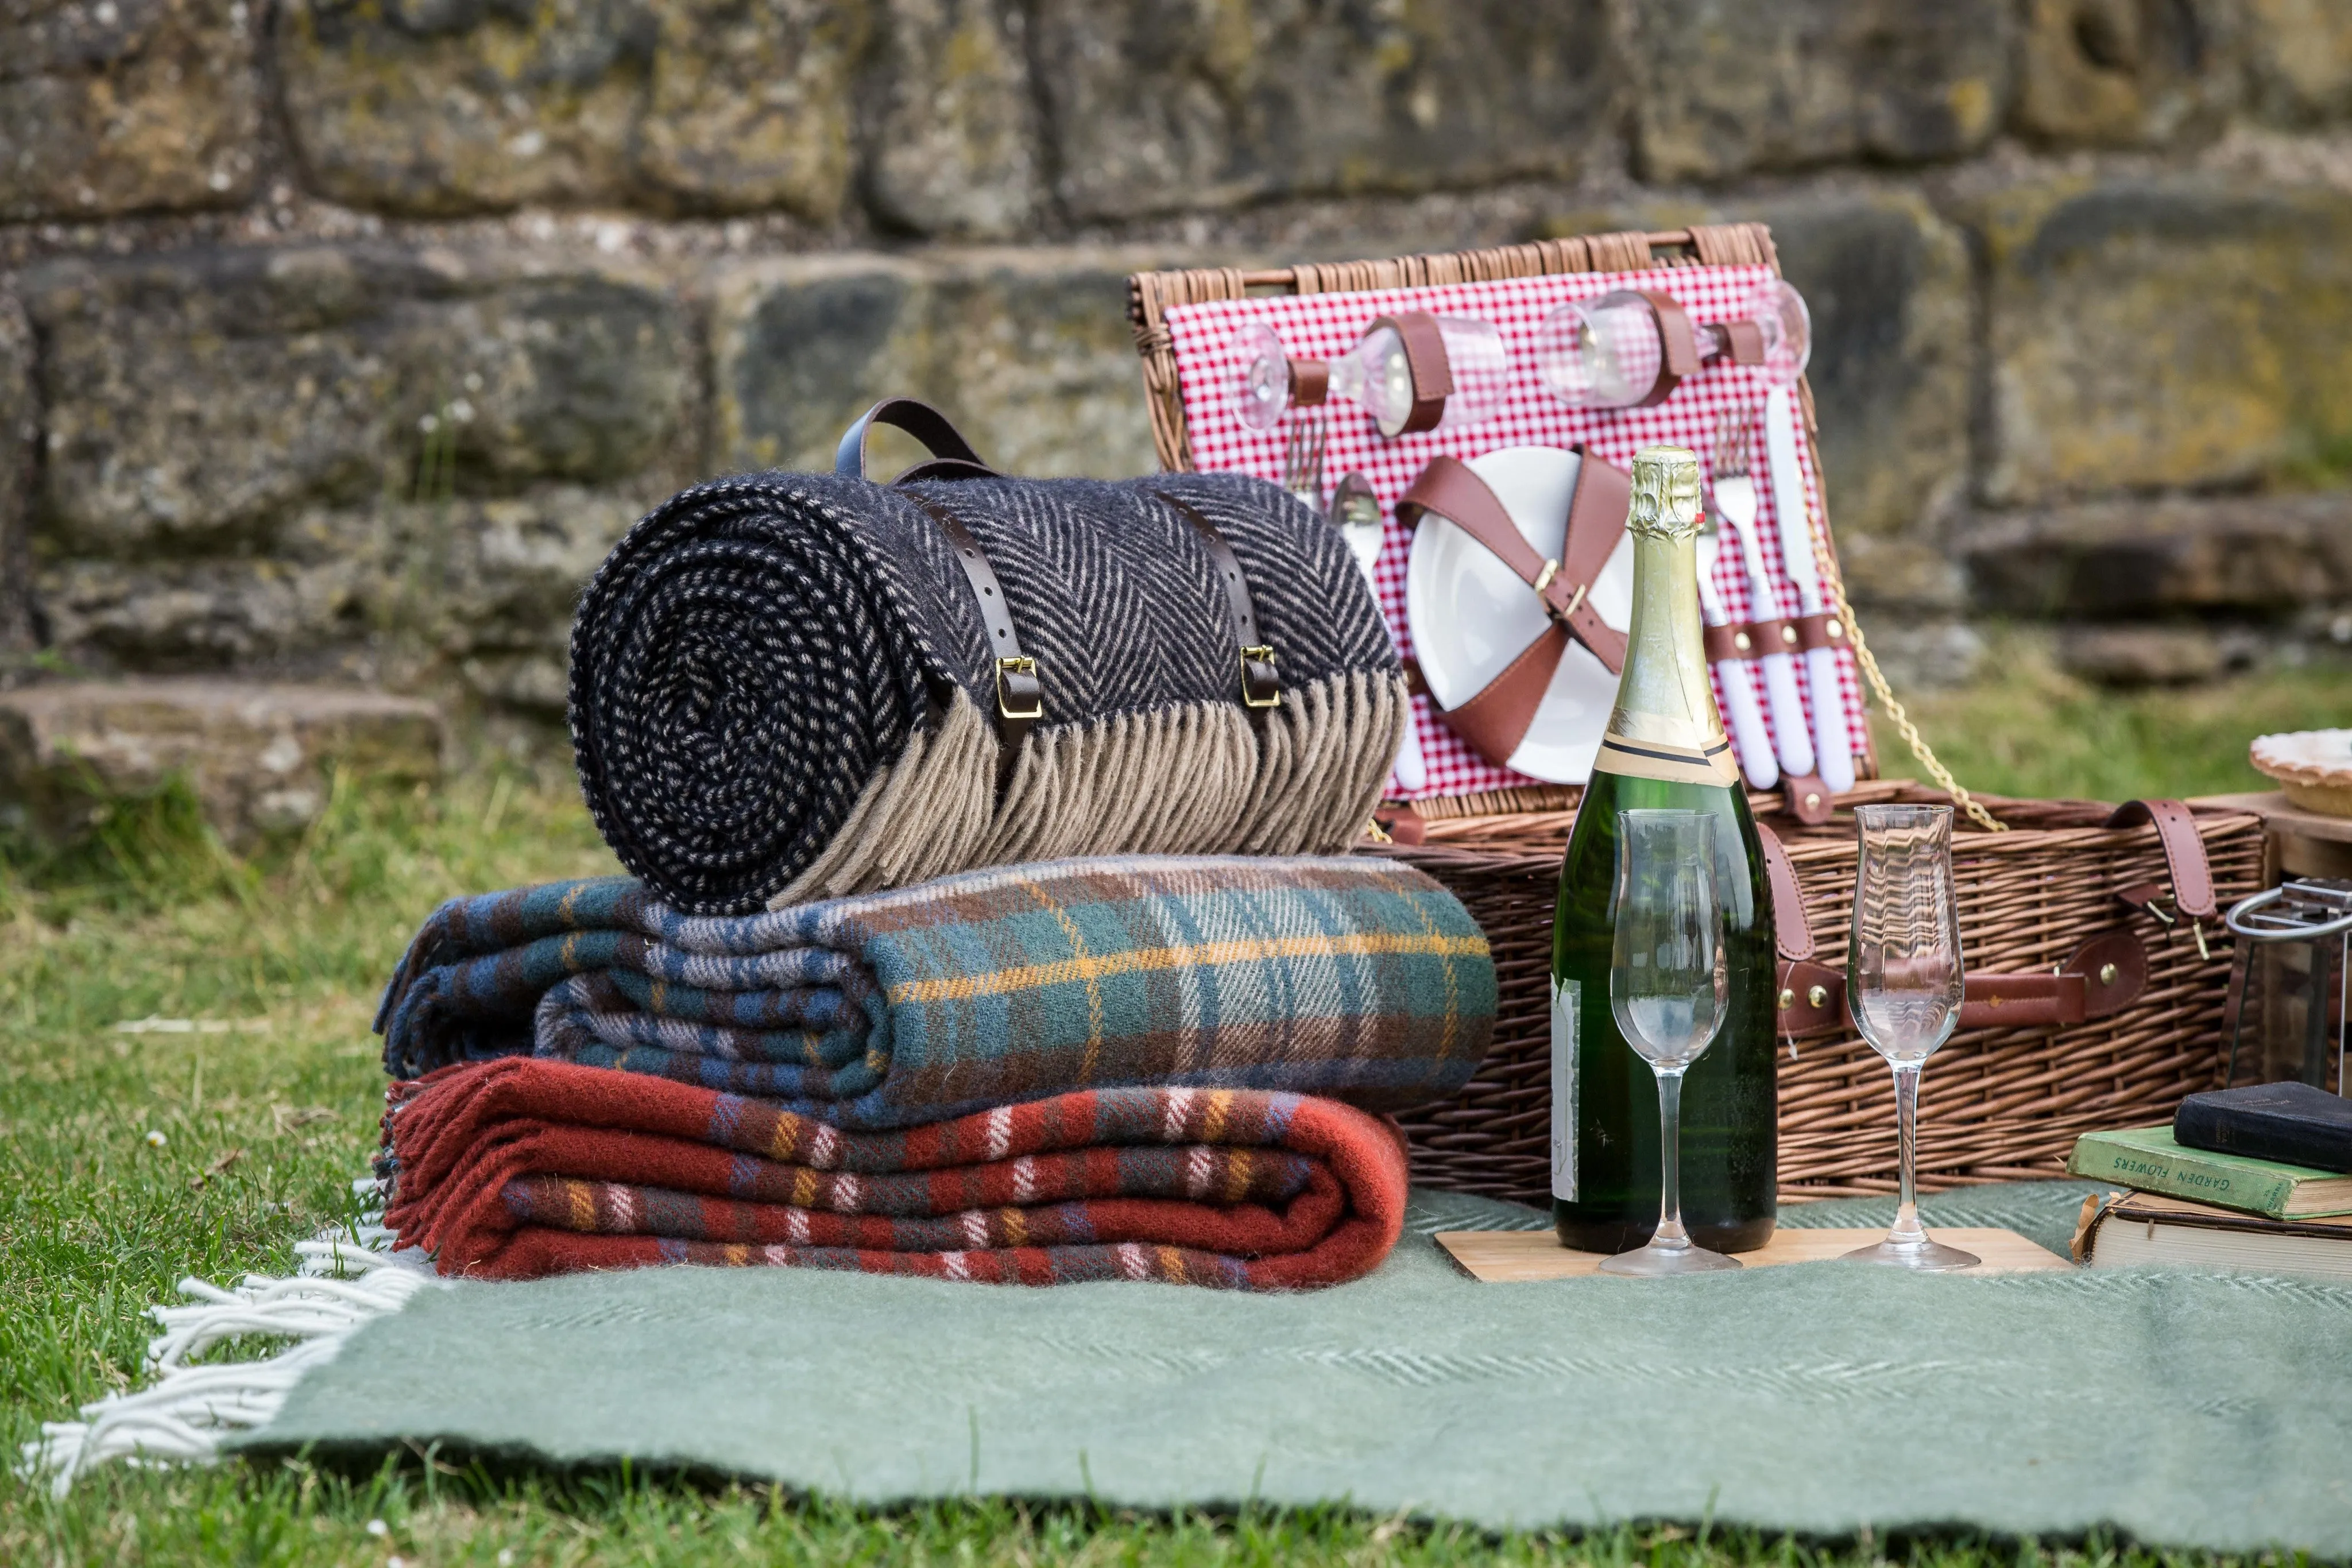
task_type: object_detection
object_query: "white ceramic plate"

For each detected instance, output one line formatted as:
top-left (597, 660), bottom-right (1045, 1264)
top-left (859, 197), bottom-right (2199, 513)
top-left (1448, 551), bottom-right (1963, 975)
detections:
top-left (1404, 446), bottom-right (1634, 784)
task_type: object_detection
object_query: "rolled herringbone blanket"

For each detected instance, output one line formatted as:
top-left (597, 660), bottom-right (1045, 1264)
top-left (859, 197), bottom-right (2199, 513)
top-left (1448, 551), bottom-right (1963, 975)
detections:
top-left (380, 1062), bottom-right (1411, 1287)
top-left (569, 470), bottom-right (1405, 915)
top-left (376, 854), bottom-right (1495, 1125)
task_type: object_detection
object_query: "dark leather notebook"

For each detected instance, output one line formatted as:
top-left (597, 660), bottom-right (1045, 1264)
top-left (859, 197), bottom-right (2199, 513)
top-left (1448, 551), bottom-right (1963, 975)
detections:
top-left (2176, 1081), bottom-right (2352, 1174)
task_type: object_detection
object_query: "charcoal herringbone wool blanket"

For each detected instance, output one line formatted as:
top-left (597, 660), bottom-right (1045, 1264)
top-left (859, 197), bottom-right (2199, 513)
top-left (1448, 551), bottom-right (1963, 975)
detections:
top-left (380, 1060), bottom-right (1411, 1287)
top-left (377, 855), bottom-right (1495, 1126)
top-left (569, 469), bottom-right (1406, 915)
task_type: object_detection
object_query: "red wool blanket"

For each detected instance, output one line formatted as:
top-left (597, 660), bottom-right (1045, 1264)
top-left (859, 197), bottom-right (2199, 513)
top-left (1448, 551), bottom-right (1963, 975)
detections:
top-left (382, 1058), bottom-right (1410, 1288)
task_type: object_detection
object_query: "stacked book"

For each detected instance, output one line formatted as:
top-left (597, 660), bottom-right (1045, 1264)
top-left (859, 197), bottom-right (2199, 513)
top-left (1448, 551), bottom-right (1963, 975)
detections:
top-left (2069, 1082), bottom-right (2352, 1280)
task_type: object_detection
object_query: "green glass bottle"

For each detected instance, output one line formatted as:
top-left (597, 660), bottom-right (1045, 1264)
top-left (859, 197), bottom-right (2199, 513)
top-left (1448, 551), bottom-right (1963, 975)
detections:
top-left (1550, 444), bottom-right (1777, 1255)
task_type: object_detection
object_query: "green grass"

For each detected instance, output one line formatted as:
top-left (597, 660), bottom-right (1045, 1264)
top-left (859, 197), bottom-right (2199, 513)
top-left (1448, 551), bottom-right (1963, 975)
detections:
top-left (2, 659), bottom-right (2346, 1565)
top-left (1875, 632), bottom-right (2350, 805)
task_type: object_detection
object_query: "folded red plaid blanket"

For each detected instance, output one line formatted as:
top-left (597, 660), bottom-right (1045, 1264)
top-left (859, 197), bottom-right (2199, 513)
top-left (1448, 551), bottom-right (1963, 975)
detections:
top-left (382, 1058), bottom-right (1410, 1288)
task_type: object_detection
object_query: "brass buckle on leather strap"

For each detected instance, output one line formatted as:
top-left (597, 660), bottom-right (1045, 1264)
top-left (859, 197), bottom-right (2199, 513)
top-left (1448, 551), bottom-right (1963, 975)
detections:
top-left (1240, 645), bottom-right (1281, 710)
top-left (995, 656), bottom-right (1042, 721)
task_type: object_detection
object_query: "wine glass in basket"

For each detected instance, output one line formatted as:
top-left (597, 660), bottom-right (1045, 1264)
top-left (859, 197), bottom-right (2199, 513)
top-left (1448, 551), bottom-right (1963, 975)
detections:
top-left (1600, 810), bottom-right (1742, 1277)
top-left (1842, 803), bottom-right (1981, 1271)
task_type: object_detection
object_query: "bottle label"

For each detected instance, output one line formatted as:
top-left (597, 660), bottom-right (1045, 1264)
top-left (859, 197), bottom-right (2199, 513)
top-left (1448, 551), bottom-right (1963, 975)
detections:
top-left (1550, 976), bottom-right (1579, 1202)
top-left (1593, 731), bottom-right (1740, 787)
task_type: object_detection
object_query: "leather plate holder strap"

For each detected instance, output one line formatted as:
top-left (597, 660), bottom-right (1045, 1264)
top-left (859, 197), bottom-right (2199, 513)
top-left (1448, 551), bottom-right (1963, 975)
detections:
top-left (1393, 450), bottom-right (1630, 769)
top-left (1755, 801), bottom-right (2216, 1041)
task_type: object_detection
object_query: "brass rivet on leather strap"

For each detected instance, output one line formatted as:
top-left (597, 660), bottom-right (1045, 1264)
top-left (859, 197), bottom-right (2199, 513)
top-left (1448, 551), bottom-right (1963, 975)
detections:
top-left (1781, 624), bottom-right (1799, 645)
top-left (1804, 791), bottom-right (1822, 810)
top-left (1827, 620), bottom-right (1844, 639)
top-left (1733, 630), bottom-right (1753, 652)
top-left (1778, 987), bottom-right (1795, 1011)
top-left (2098, 962), bottom-right (2118, 985)
top-left (1807, 984), bottom-right (1828, 1009)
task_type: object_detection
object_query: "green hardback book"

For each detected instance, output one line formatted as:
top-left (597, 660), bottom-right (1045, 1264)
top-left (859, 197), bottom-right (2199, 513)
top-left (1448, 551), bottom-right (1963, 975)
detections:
top-left (2068, 1124), bottom-right (2352, 1219)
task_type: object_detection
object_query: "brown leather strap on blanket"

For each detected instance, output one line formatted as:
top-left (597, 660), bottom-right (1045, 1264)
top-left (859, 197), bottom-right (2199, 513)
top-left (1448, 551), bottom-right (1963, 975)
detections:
top-left (1393, 451), bottom-right (1628, 768)
top-left (904, 495), bottom-right (1038, 793)
top-left (1612, 291), bottom-right (1704, 407)
top-left (1367, 311), bottom-right (1455, 434)
top-left (838, 399), bottom-right (1032, 791)
top-left (1155, 492), bottom-right (1281, 713)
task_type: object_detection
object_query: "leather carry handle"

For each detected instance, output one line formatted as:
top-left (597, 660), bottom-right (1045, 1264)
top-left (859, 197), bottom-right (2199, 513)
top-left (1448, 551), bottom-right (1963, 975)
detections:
top-left (1393, 450), bottom-right (1628, 768)
top-left (1777, 930), bottom-right (2150, 1039)
top-left (1762, 796), bottom-right (2215, 1039)
top-left (1154, 492), bottom-right (1281, 713)
top-left (835, 397), bottom-right (1000, 483)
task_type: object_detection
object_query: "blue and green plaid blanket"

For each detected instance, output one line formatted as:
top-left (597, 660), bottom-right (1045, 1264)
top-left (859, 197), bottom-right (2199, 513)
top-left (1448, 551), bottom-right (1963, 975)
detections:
top-left (377, 855), bottom-right (1494, 1128)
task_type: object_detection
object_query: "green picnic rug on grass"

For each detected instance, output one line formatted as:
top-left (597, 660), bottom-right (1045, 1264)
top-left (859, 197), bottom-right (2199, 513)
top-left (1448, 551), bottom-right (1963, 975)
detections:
top-left (244, 1181), bottom-right (2352, 1552)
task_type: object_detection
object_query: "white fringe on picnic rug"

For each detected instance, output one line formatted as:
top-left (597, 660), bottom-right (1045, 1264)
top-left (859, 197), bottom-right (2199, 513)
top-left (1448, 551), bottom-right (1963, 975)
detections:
top-left (17, 1186), bottom-right (436, 1497)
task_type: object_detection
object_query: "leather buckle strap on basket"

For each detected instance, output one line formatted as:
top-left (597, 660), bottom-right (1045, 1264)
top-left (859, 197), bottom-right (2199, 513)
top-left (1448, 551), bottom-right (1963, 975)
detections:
top-left (1391, 450), bottom-right (1628, 769)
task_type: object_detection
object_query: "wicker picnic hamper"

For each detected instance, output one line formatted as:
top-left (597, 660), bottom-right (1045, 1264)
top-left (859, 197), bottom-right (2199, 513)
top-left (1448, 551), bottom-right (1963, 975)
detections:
top-left (1126, 224), bottom-right (2266, 1200)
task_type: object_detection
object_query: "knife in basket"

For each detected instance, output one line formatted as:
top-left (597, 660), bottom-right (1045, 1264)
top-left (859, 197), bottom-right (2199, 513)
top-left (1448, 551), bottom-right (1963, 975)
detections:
top-left (1762, 386), bottom-right (1856, 793)
top-left (1696, 518), bottom-right (1778, 791)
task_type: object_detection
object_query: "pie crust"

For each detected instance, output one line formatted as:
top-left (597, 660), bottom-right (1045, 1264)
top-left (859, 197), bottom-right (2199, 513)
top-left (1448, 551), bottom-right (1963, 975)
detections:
top-left (2252, 729), bottom-right (2352, 817)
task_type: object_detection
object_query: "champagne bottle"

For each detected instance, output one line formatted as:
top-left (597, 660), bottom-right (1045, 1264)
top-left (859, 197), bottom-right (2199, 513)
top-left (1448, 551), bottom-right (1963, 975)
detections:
top-left (1550, 444), bottom-right (1777, 1255)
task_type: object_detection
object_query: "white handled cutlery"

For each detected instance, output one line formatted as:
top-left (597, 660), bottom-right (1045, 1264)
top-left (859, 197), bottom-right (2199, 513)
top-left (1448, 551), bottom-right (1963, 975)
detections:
top-left (1709, 415), bottom-right (1815, 780)
top-left (1696, 518), bottom-right (1778, 790)
top-left (1762, 387), bottom-right (1856, 793)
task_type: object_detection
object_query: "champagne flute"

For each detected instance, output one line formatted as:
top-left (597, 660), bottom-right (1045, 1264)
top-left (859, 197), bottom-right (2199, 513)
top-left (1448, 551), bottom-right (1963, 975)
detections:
top-left (1535, 279), bottom-right (1811, 410)
top-left (1842, 803), bottom-right (1980, 1271)
top-left (1231, 317), bottom-right (1508, 438)
top-left (1600, 810), bottom-right (1741, 1276)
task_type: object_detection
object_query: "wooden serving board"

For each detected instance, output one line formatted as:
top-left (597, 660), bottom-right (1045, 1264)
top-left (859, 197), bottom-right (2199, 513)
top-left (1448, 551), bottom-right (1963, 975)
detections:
top-left (1435, 1227), bottom-right (2071, 1282)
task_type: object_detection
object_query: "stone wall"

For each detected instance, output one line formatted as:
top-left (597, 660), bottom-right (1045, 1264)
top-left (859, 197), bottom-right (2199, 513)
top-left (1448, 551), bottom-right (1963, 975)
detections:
top-left (4, 0), bottom-right (2351, 721)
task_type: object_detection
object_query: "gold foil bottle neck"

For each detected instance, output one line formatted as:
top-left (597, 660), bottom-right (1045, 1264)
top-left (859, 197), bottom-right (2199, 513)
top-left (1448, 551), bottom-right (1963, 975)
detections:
top-left (1627, 444), bottom-right (1703, 541)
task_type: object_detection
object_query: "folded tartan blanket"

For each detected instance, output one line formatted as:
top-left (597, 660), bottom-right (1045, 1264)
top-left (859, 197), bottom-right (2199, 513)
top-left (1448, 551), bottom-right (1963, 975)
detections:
top-left (377, 855), bottom-right (1495, 1128)
top-left (380, 1059), bottom-right (1410, 1287)
top-left (569, 470), bottom-right (1405, 914)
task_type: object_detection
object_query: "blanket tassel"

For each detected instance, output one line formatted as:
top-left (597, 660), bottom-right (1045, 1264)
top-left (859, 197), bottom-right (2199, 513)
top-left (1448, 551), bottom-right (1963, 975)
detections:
top-left (16, 1183), bottom-right (436, 1497)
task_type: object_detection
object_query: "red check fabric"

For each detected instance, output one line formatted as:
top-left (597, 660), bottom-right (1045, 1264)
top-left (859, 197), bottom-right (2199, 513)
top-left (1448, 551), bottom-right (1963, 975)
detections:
top-left (1165, 265), bottom-right (1867, 801)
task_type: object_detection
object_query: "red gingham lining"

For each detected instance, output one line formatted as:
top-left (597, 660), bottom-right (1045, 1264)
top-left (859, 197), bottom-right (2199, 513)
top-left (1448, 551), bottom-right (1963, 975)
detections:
top-left (1165, 265), bottom-right (1868, 802)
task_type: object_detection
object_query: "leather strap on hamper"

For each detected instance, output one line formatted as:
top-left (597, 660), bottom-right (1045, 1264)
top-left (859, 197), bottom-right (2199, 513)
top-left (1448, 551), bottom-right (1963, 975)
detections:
top-left (2105, 798), bottom-right (2218, 958)
top-left (1365, 311), bottom-right (1455, 434)
top-left (1155, 492), bottom-right (1281, 713)
top-left (1394, 451), bottom-right (1628, 768)
top-left (1604, 291), bottom-right (1704, 408)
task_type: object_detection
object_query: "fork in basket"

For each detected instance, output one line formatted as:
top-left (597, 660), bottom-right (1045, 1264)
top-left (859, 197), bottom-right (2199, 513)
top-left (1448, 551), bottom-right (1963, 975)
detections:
top-left (1282, 408), bottom-right (1328, 516)
top-left (1710, 408), bottom-right (1815, 780)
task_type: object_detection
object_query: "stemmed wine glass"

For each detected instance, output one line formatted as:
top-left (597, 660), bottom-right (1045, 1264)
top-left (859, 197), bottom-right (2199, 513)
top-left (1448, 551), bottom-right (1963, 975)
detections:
top-left (1600, 810), bottom-right (1742, 1276)
top-left (1535, 279), bottom-right (1811, 410)
top-left (1231, 317), bottom-right (1509, 438)
top-left (1842, 803), bottom-right (1980, 1271)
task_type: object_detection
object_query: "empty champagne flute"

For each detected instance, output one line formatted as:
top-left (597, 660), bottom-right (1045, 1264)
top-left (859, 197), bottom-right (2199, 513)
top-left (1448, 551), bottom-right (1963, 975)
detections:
top-left (1843, 803), bottom-right (1980, 1271)
top-left (1231, 316), bottom-right (1509, 438)
top-left (1600, 810), bottom-right (1741, 1276)
top-left (1535, 279), bottom-right (1811, 411)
